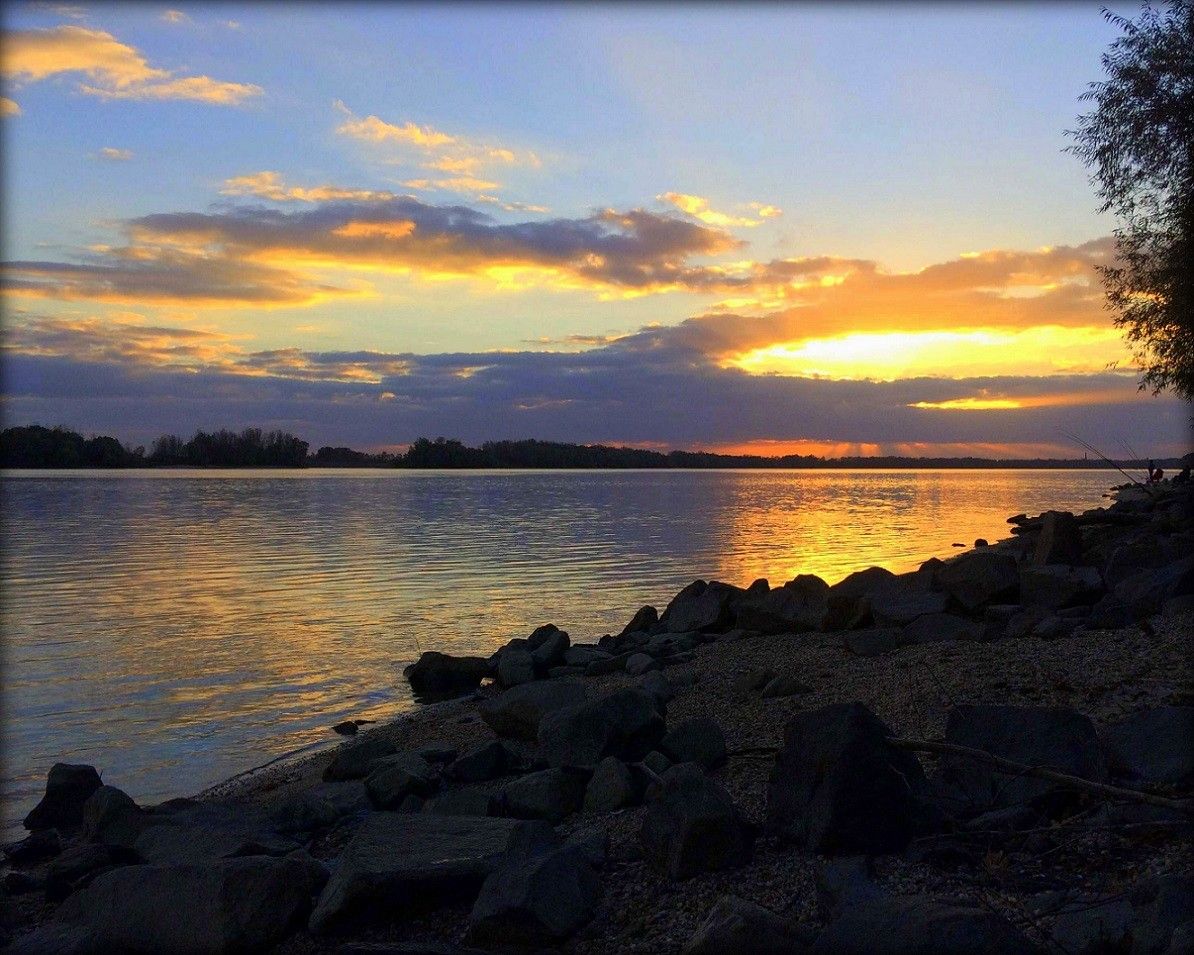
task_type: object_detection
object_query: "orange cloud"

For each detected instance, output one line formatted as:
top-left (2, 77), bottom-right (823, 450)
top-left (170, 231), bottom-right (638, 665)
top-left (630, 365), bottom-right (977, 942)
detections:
top-left (2, 25), bottom-right (262, 104)
top-left (658, 192), bottom-right (774, 228)
top-left (2, 97), bottom-right (21, 116)
top-left (96, 146), bottom-right (132, 161)
top-left (221, 171), bottom-right (399, 203)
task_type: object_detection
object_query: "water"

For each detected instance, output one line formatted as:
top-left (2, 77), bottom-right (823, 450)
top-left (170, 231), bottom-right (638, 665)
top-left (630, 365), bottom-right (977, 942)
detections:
top-left (1, 468), bottom-right (1118, 834)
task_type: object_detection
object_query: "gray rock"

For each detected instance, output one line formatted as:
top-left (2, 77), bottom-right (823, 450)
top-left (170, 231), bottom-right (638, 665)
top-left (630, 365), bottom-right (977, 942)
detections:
top-left (497, 646), bottom-right (536, 687)
top-left (621, 605), bottom-right (659, 636)
top-left (538, 688), bottom-right (665, 768)
top-left (323, 733), bottom-right (401, 781)
top-left (625, 652), bottom-right (659, 676)
top-left (5, 922), bottom-right (97, 954)
top-left (584, 650), bottom-right (637, 675)
top-left (936, 704), bottom-right (1107, 813)
top-left (761, 674), bottom-right (814, 698)
top-left (1020, 564), bottom-right (1104, 609)
top-left (528, 624), bottom-right (570, 671)
top-left (735, 575), bottom-right (829, 634)
top-left (54, 856), bottom-right (312, 954)
top-left (44, 844), bottom-right (119, 901)
top-left (639, 763), bottom-right (754, 880)
top-left (479, 680), bottom-right (589, 741)
top-left (423, 786), bottom-right (496, 816)
top-left (660, 717), bottom-right (727, 769)
top-left (415, 742), bottom-right (459, 764)
top-left (131, 818), bottom-right (299, 866)
top-left (870, 588), bottom-right (950, 627)
top-left (642, 750), bottom-right (672, 776)
top-left (468, 843), bottom-right (601, 945)
top-left (365, 756), bottom-right (436, 810)
top-left (1046, 893), bottom-right (1133, 955)
top-left (1031, 511), bottom-right (1083, 566)
top-left (1104, 707), bottom-right (1194, 785)
top-left (1130, 875), bottom-right (1194, 955)
top-left (81, 786), bottom-right (147, 848)
top-left (563, 645), bottom-right (610, 667)
top-left (404, 651), bottom-right (490, 699)
top-left (1086, 593), bottom-right (1139, 629)
top-left (309, 813), bottom-right (554, 933)
top-left (3, 828), bottom-right (62, 865)
top-left (271, 791), bottom-right (342, 834)
top-left (637, 669), bottom-right (674, 705)
top-left (584, 757), bottom-right (639, 813)
top-left (733, 666), bottom-right (776, 693)
top-left (446, 741), bottom-right (519, 784)
top-left (683, 894), bottom-right (814, 955)
top-left (938, 551), bottom-right (1019, 610)
top-left (901, 613), bottom-right (983, 644)
top-left (661, 580), bottom-right (744, 633)
top-left (1114, 557), bottom-right (1194, 617)
top-left (844, 628), bottom-right (907, 657)
top-left (767, 702), bottom-right (937, 855)
top-left (814, 856), bottom-right (882, 920)
top-left (499, 768), bottom-right (587, 823)
top-left (24, 764), bottom-right (103, 831)
top-left (810, 893), bottom-right (1038, 954)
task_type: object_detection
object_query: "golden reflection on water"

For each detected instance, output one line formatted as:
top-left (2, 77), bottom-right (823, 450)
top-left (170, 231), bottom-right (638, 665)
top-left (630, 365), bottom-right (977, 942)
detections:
top-left (1, 468), bottom-right (1118, 834)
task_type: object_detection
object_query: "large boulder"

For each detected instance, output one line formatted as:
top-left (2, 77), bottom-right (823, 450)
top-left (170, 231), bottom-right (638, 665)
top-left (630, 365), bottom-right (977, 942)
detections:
top-left (81, 786), bottom-right (148, 848)
top-left (935, 705), bottom-right (1107, 813)
top-left (766, 703), bottom-right (937, 855)
top-left (660, 580), bottom-right (744, 633)
top-left (446, 741), bottom-right (520, 784)
top-left (584, 757), bottom-right (640, 813)
top-left (639, 764), bottom-right (754, 880)
top-left (735, 575), bottom-right (829, 634)
top-left (810, 893), bottom-right (1038, 955)
top-left (403, 651), bottom-right (489, 699)
top-left (1129, 874), bottom-right (1194, 955)
top-left (901, 613), bottom-right (983, 644)
top-left (364, 755), bottom-right (436, 810)
top-left (1031, 511), bottom-right (1083, 566)
top-left (498, 768), bottom-right (587, 824)
top-left (1102, 706), bottom-right (1194, 786)
top-left (496, 647), bottom-right (536, 687)
top-left (822, 568), bottom-right (897, 630)
top-left (479, 680), bottom-right (588, 741)
top-left (527, 624), bottom-right (570, 672)
top-left (468, 843), bottom-right (601, 945)
top-left (1113, 557), bottom-right (1194, 616)
top-left (538, 688), bottom-right (665, 768)
top-left (938, 552), bottom-right (1019, 610)
top-left (1020, 565), bottom-right (1104, 609)
top-left (683, 894), bottom-right (814, 955)
top-left (53, 856), bottom-right (314, 954)
top-left (322, 733), bottom-right (401, 781)
top-left (24, 764), bottom-right (103, 831)
top-left (660, 717), bottom-right (727, 769)
top-left (620, 605), bottom-right (659, 636)
top-left (308, 813), bottom-right (554, 933)
top-left (869, 587), bottom-right (950, 628)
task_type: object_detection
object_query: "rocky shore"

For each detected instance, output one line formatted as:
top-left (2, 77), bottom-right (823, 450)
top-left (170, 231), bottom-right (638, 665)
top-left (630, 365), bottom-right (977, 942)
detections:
top-left (3, 477), bottom-right (1192, 954)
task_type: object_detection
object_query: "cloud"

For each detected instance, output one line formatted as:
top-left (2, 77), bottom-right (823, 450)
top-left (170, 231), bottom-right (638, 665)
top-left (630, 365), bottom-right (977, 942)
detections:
top-left (2, 25), bottom-right (262, 104)
top-left (2, 97), bottom-right (21, 117)
top-left (220, 171), bottom-right (400, 203)
top-left (401, 176), bottom-right (502, 193)
top-left (658, 192), bottom-right (776, 228)
top-left (3, 195), bottom-right (743, 306)
top-left (335, 111), bottom-right (457, 148)
top-left (160, 10), bottom-right (190, 24)
top-left (95, 146), bottom-right (132, 161)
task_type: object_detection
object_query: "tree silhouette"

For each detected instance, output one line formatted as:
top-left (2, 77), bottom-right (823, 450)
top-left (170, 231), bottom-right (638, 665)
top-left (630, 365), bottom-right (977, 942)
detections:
top-left (1068, 1), bottom-right (1194, 401)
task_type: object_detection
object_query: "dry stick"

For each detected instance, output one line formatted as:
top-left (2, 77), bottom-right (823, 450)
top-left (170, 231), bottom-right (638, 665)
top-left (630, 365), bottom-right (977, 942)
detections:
top-left (887, 737), bottom-right (1193, 815)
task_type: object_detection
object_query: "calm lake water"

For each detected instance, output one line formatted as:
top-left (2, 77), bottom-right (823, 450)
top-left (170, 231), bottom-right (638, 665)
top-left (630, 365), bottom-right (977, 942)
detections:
top-left (1, 468), bottom-right (1119, 835)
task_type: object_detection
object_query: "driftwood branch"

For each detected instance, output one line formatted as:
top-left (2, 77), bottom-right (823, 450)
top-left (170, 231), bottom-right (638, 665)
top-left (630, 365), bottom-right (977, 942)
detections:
top-left (887, 737), bottom-right (1193, 815)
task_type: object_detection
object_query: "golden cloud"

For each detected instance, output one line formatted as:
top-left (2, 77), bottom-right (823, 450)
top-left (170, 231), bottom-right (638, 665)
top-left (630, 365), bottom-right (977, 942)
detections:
top-left (2, 96), bottom-right (21, 116)
top-left (96, 146), bottom-right (133, 161)
top-left (2, 25), bottom-right (261, 104)
top-left (221, 171), bottom-right (400, 203)
top-left (658, 192), bottom-right (775, 228)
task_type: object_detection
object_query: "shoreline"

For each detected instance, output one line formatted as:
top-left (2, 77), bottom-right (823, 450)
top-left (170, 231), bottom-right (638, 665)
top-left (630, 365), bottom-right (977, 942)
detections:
top-left (3, 476), bottom-right (1192, 953)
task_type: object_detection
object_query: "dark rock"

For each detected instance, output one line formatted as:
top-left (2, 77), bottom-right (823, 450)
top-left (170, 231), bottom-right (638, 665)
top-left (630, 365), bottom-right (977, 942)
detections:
top-left (54, 856), bottom-right (312, 954)
top-left (496, 646), bottom-right (536, 687)
top-left (1130, 874), bottom-right (1194, 955)
top-left (620, 605), bottom-right (658, 636)
top-left (1031, 511), bottom-right (1083, 566)
top-left (735, 575), bottom-right (829, 634)
top-left (938, 551), bottom-right (1019, 610)
top-left (4, 923), bottom-right (97, 955)
top-left (414, 742), bottom-right (459, 764)
top-left (584, 757), bottom-right (639, 812)
top-left (810, 893), bottom-right (1038, 954)
top-left (4, 828), bottom-right (62, 865)
top-left (870, 588), bottom-right (950, 627)
top-left (584, 650), bottom-right (637, 675)
top-left (3, 871), bottom-right (45, 895)
top-left (639, 764), bottom-right (754, 880)
top-left (831, 567), bottom-right (897, 599)
top-left (308, 813), bottom-right (555, 933)
top-left (1020, 564), bottom-right (1104, 609)
top-left (538, 688), bottom-right (665, 768)
top-left (1114, 557), bottom-right (1194, 616)
top-left (479, 680), bottom-right (588, 741)
top-left (563, 645), bottom-right (610, 667)
top-left (1103, 538), bottom-right (1181, 588)
top-left (814, 856), bottom-right (881, 920)
top-left (404, 652), bottom-right (490, 699)
top-left (901, 613), bottom-right (983, 644)
top-left (499, 768), bottom-right (587, 823)
top-left (527, 624), bottom-right (570, 672)
top-left (332, 720), bottom-right (359, 736)
top-left (323, 733), bottom-right (401, 781)
top-left (132, 818), bottom-right (299, 866)
top-left (45, 844), bottom-right (122, 901)
top-left (637, 669), bottom-right (674, 705)
top-left (733, 666), bottom-right (776, 693)
top-left (468, 843), bottom-right (601, 945)
top-left (936, 704), bottom-right (1106, 813)
top-left (423, 786), bottom-right (495, 816)
top-left (642, 750), bottom-right (672, 777)
top-left (548, 664), bottom-right (586, 678)
top-left (766, 702), bottom-right (937, 855)
top-left (660, 717), bottom-right (727, 769)
top-left (1045, 893), bottom-right (1133, 955)
top-left (761, 674), bottom-right (814, 698)
top-left (974, 538), bottom-right (988, 547)
top-left (446, 741), bottom-right (519, 784)
top-left (24, 764), bottom-right (103, 832)
top-left (365, 756), bottom-right (436, 810)
top-left (661, 580), bottom-right (744, 633)
top-left (81, 786), bottom-right (147, 848)
top-left (272, 791), bottom-right (343, 834)
top-left (626, 652), bottom-right (659, 676)
top-left (1104, 707), bottom-right (1194, 786)
top-left (683, 894), bottom-right (814, 955)
top-left (844, 628), bottom-right (907, 657)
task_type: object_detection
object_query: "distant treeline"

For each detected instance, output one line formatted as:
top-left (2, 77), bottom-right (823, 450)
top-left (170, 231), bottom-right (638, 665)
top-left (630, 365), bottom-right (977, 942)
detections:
top-left (0, 425), bottom-right (1183, 471)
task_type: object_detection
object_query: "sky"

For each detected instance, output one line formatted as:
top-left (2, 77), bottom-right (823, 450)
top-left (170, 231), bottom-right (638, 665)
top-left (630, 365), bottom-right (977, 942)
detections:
top-left (1, 2), bottom-right (1189, 458)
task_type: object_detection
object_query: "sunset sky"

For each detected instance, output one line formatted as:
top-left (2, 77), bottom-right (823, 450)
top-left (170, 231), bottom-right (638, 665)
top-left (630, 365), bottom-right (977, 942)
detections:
top-left (2, 2), bottom-right (1188, 457)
